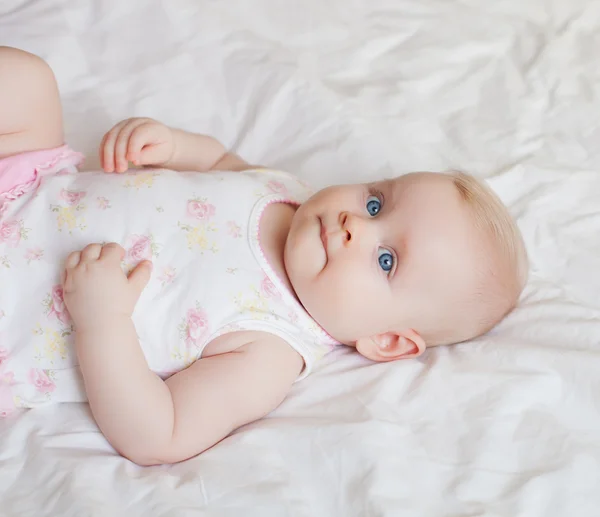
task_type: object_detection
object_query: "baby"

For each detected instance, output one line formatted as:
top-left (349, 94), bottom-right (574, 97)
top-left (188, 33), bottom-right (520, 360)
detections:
top-left (0, 47), bottom-right (527, 465)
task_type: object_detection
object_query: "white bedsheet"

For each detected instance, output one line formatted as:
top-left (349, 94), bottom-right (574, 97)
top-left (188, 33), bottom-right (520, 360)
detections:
top-left (1, 0), bottom-right (600, 515)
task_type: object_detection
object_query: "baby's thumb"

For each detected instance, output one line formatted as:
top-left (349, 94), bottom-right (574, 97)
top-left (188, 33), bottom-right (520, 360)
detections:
top-left (138, 143), bottom-right (169, 166)
top-left (128, 260), bottom-right (153, 293)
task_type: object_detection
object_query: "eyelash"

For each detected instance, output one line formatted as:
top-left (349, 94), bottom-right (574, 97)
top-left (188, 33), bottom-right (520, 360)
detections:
top-left (368, 187), bottom-right (384, 209)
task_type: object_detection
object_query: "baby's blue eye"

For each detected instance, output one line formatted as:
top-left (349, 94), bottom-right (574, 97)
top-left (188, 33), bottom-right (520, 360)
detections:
top-left (366, 195), bottom-right (381, 216)
top-left (378, 248), bottom-right (394, 273)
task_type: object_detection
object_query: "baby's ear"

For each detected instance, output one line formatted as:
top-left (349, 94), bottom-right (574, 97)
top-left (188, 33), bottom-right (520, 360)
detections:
top-left (355, 329), bottom-right (426, 362)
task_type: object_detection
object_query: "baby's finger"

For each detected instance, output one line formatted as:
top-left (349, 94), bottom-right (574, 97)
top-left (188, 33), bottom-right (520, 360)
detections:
top-left (99, 132), bottom-right (108, 170)
top-left (99, 242), bottom-right (125, 263)
top-left (114, 119), bottom-right (149, 173)
top-left (128, 260), bottom-right (153, 294)
top-left (127, 123), bottom-right (158, 165)
top-left (61, 268), bottom-right (74, 292)
top-left (138, 141), bottom-right (170, 166)
top-left (65, 251), bottom-right (82, 270)
top-left (80, 243), bottom-right (103, 262)
top-left (102, 120), bottom-right (129, 173)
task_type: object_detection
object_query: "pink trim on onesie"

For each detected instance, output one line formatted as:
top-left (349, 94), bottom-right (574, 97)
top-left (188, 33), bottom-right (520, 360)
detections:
top-left (0, 145), bottom-right (84, 215)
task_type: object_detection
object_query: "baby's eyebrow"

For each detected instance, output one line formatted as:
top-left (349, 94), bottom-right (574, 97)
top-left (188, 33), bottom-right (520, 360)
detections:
top-left (381, 179), bottom-right (398, 206)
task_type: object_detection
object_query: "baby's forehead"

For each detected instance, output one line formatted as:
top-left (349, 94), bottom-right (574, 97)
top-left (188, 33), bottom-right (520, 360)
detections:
top-left (380, 173), bottom-right (466, 218)
top-left (384, 175), bottom-right (482, 269)
top-left (385, 171), bottom-right (455, 190)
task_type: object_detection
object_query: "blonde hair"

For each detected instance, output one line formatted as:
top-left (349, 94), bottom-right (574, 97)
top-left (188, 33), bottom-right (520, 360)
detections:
top-left (428, 171), bottom-right (528, 345)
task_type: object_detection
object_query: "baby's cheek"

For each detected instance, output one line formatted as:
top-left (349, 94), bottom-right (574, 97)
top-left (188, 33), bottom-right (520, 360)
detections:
top-left (324, 262), bottom-right (372, 312)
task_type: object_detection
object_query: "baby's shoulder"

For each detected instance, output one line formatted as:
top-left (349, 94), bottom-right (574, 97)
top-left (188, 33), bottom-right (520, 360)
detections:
top-left (203, 328), bottom-right (299, 357)
top-left (202, 328), bottom-right (305, 376)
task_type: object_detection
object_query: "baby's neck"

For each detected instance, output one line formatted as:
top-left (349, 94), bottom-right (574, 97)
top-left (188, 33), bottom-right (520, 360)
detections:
top-left (258, 202), bottom-right (299, 300)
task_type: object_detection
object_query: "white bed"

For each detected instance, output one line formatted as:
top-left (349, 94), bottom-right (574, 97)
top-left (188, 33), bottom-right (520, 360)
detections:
top-left (1, 0), bottom-right (600, 515)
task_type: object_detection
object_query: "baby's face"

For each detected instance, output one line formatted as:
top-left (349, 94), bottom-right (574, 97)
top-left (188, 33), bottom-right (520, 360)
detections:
top-left (284, 172), bottom-right (483, 346)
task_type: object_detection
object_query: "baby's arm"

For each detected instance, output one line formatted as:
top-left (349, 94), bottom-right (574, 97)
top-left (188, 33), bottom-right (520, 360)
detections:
top-left (100, 118), bottom-right (255, 174)
top-left (63, 243), bottom-right (301, 465)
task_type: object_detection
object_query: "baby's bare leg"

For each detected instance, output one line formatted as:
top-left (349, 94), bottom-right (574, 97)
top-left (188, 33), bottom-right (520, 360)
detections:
top-left (0, 47), bottom-right (63, 159)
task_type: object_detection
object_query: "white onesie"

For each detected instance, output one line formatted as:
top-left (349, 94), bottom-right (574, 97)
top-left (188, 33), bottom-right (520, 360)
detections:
top-left (0, 150), bottom-right (338, 416)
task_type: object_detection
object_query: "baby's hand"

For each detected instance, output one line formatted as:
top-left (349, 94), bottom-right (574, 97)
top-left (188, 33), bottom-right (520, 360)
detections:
top-left (62, 243), bottom-right (152, 330)
top-left (100, 118), bottom-right (175, 173)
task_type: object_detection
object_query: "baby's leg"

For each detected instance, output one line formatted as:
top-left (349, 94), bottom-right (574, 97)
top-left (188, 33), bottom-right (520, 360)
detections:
top-left (0, 46), bottom-right (63, 159)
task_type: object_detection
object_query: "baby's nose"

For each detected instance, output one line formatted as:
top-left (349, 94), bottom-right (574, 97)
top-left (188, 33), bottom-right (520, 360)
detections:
top-left (340, 212), bottom-right (364, 245)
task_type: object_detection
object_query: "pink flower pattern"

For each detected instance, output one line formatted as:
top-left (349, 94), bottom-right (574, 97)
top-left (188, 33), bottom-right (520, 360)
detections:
top-left (158, 267), bottom-right (176, 286)
top-left (227, 221), bottom-right (242, 238)
top-left (125, 235), bottom-right (152, 263)
top-left (261, 275), bottom-right (280, 299)
top-left (186, 200), bottom-right (216, 221)
top-left (97, 197), bottom-right (111, 210)
top-left (28, 369), bottom-right (56, 394)
top-left (185, 308), bottom-right (209, 348)
top-left (0, 348), bottom-right (8, 366)
top-left (25, 247), bottom-right (44, 263)
top-left (59, 189), bottom-right (86, 206)
top-left (48, 285), bottom-right (71, 325)
top-left (267, 180), bottom-right (288, 195)
top-left (0, 219), bottom-right (24, 247)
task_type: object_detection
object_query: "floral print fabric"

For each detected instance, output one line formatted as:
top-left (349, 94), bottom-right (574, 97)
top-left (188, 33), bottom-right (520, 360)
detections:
top-left (0, 149), bottom-right (338, 414)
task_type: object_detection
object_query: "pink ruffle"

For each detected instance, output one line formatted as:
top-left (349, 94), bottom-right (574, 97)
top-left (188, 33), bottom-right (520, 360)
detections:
top-left (0, 145), bottom-right (83, 215)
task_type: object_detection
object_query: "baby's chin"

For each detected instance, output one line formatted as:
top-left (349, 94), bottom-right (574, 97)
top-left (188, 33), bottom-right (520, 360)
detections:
top-left (284, 223), bottom-right (326, 284)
